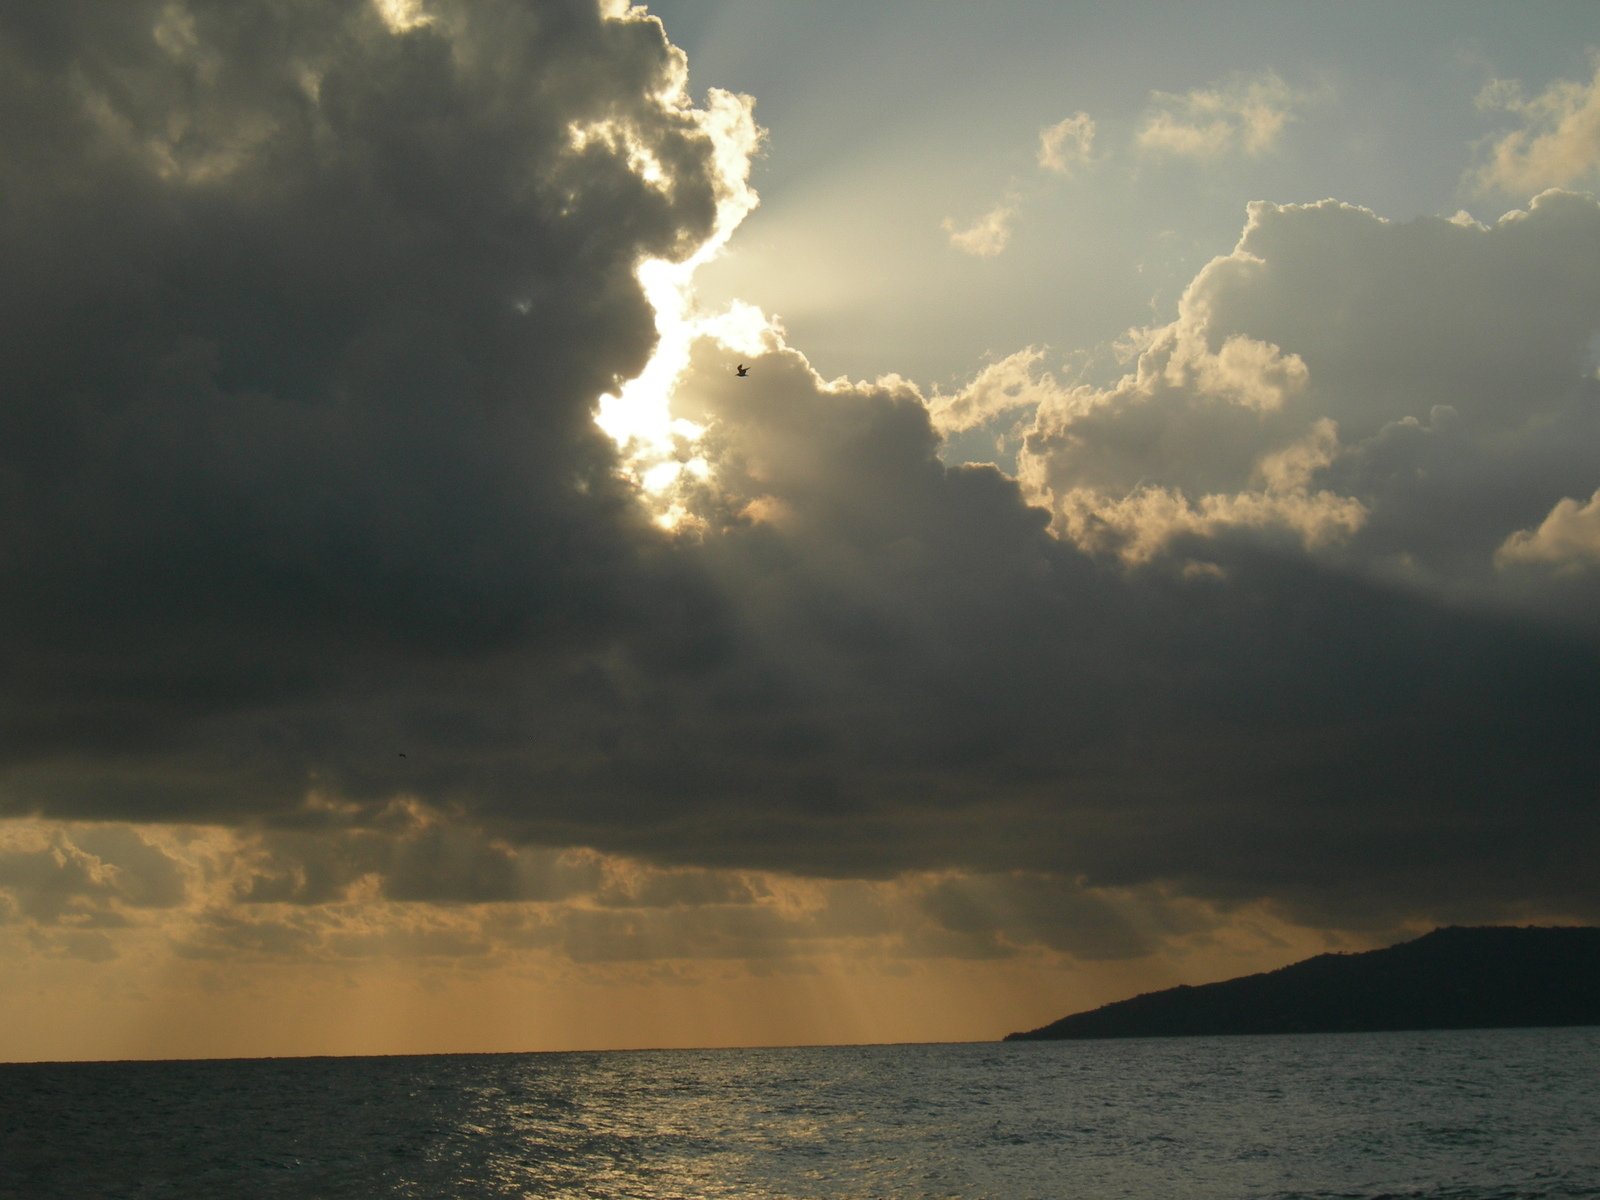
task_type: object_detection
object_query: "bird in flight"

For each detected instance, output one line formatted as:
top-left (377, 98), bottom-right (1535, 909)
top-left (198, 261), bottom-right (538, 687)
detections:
top-left (735, 364), bottom-right (749, 377)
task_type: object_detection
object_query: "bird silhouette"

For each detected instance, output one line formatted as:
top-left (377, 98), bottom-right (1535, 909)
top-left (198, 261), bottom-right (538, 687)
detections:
top-left (735, 363), bottom-right (749, 377)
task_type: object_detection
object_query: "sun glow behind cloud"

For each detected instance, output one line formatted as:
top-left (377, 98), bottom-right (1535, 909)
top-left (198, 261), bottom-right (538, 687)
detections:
top-left (371, 0), bottom-right (434, 34)
top-left (592, 74), bottom-right (772, 529)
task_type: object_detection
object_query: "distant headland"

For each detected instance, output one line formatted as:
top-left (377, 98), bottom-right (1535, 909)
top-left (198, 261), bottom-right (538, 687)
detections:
top-left (1005, 925), bottom-right (1600, 1042)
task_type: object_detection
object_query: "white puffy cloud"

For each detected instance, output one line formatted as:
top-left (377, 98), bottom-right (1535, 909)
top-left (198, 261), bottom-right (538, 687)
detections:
top-left (1015, 236), bottom-right (1348, 562)
top-left (1038, 111), bottom-right (1096, 174)
top-left (1017, 192), bottom-right (1600, 619)
top-left (1497, 487), bottom-right (1600, 570)
top-left (1474, 52), bottom-right (1600, 194)
top-left (942, 195), bottom-right (1019, 257)
top-left (926, 347), bottom-right (1066, 435)
top-left (941, 110), bottom-right (1095, 263)
top-left (1136, 70), bottom-right (1307, 160)
top-left (1044, 433), bottom-right (1368, 567)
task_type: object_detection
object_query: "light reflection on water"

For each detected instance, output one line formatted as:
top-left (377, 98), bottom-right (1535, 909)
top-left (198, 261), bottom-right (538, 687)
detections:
top-left (5, 1028), bottom-right (1599, 1198)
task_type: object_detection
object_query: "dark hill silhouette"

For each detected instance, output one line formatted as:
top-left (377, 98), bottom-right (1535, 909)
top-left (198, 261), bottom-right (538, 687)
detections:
top-left (1005, 925), bottom-right (1600, 1041)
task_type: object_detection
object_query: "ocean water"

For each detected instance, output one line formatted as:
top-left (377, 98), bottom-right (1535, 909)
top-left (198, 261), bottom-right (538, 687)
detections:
top-left (4, 1027), bottom-right (1598, 1199)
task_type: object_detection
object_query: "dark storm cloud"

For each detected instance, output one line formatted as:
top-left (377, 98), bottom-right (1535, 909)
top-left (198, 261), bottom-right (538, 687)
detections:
top-left (919, 874), bottom-right (1153, 961)
top-left (3, 1), bottom-right (1597, 946)
top-left (0, 0), bottom-right (728, 814)
top-left (597, 342), bottom-right (1600, 932)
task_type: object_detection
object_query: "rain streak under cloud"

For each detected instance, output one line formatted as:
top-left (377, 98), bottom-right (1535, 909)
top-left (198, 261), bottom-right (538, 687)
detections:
top-left (2, 0), bottom-right (1600, 1059)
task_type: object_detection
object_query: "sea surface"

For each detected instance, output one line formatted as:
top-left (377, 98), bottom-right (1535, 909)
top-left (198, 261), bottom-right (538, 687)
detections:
top-left (4, 1027), bottom-right (1598, 1199)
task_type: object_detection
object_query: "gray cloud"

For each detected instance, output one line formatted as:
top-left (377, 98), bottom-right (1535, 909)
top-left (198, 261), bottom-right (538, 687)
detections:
top-left (919, 874), bottom-right (1153, 961)
top-left (1038, 113), bottom-right (1095, 175)
top-left (1473, 52), bottom-right (1600, 195)
top-left (174, 906), bottom-right (496, 962)
top-left (0, 825), bottom-right (187, 927)
top-left (1136, 70), bottom-right (1310, 161)
top-left (943, 194), bottom-right (1019, 257)
top-left (227, 801), bottom-right (605, 906)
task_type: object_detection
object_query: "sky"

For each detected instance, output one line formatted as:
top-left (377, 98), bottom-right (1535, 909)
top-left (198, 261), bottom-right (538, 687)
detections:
top-left (2, 0), bottom-right (1599, 1062)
